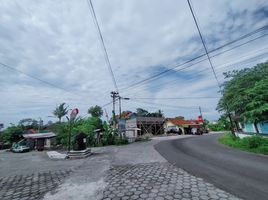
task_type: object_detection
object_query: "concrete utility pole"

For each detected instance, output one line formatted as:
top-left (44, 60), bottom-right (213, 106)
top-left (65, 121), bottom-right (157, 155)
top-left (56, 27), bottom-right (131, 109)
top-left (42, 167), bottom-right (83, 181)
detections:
top-left (199, 106), bottom-right (202, 118)
top-left (38, 117), bottom-right (43, 133)
top-left (111, 91), bottom-right (119, 127)
top-left (199, 106), bottom-right (205, 131)
top-left (118, 96), bottom-right (130, 118)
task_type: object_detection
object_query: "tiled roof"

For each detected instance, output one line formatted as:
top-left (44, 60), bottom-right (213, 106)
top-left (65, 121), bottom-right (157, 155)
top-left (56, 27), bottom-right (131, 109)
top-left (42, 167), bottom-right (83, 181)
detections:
top-left (116, 111), bottom-right (136, 119)
top-left (168, 119), bottom-right (199, 125)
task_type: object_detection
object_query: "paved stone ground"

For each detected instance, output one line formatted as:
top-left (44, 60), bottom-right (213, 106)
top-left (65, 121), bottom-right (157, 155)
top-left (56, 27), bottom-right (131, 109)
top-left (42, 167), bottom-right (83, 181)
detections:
top-left (0, 169), bottom-right (72, 200)
top-left (102, 162), bottom-right (240, 200)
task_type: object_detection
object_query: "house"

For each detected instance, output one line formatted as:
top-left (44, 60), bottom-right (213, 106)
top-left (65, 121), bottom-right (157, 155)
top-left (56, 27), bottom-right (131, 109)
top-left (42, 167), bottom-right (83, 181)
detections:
top-left (165, 118), bottom-right (203, 134)
top-left (241, 122), bottom-right (268, 135)
top-left (122, 113), bottom-right (165, 139)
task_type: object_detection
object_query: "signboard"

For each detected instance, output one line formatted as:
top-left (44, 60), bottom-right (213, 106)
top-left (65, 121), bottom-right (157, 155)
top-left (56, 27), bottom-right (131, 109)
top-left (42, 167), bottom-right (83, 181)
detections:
top-left (198, 115), bottom-right (203, 122)
top-left (70, 108), bottom-right (79, 120)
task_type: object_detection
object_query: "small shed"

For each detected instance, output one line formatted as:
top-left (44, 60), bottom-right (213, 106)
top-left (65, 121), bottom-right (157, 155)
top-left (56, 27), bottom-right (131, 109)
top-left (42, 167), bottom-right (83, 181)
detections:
top-left (23, 132), bottom-right (56, 151)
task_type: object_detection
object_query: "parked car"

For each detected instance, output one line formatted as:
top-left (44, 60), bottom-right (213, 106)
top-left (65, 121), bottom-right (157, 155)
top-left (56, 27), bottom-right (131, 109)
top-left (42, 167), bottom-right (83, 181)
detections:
top-left (12, 144), bottom-right (30, 153)
top-left (167, 129), bottom-right (182, 135)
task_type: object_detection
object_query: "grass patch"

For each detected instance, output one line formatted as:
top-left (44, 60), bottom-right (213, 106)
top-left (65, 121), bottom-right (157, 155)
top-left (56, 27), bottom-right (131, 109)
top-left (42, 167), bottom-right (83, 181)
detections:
top-left (219, 133), bottom-right (268, 155)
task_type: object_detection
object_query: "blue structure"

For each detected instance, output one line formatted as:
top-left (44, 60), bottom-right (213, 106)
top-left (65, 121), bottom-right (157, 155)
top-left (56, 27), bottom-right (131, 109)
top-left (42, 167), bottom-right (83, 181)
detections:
top-left (243, 122), bottom-right (268, 135)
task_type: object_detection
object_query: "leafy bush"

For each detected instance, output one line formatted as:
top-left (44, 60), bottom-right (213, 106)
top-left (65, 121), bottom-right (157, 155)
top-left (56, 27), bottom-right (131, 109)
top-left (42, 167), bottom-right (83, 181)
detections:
top-left (245, 135), bottom-right (263, 148)
top-left (50, 122), bottom-right (69, 146)
top-left (258, 144), bottom-right (268, 153)
top-left (0, 125), bottom-right (23, 144)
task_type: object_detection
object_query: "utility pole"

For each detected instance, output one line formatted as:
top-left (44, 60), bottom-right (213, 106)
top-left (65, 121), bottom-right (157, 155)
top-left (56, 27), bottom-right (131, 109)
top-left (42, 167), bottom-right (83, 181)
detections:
top-left (111, 91), bottom-right (119, 127)
top-left (118, 96), bottom-right (130, 119)
top-left (38, 117), bottom-right (43, 133)
top-left (199, 106), bottom-right (205, 132)
top-left (199, 106), bottom-right (202, 118)
top-left (119, 96), bottom-right (122, 119)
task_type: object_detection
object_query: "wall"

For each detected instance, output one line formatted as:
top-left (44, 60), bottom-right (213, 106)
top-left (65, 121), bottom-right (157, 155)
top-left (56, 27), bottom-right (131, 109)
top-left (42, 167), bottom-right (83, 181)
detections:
top-left (243, 123), bottom-right (255, 133)
top-left (258, 122), bottom-right (268, 134)
top-left (243, 122), bottom-right (268, 134)
top-left (125, 118), bottom-right (138, 138)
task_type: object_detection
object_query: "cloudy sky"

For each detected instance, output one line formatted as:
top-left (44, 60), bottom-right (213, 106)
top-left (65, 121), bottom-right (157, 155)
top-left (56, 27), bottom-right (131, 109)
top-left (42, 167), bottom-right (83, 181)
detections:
top-left (1, 0), bottom-right (268, 126)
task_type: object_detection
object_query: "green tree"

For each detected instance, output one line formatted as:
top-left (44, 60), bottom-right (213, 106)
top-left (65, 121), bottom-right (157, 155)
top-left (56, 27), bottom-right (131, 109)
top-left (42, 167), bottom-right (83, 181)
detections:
top-left (202, 119), bottom-right (209, 129)
top-left (217, 61), bottom-right (268, 132)
top-left (208, 116), bottom-right (231, 131)
top-left (147, 110), bottom-right (164, 117)
top-left (1, 125), bottom-right (23, 143)
top-left (88, 105), bottom-right (103, 118)
top-left (136, 108), bottom-right (149, 116)
top-left (19, 118), bottom-right (38, 130)
top-left (53, 103), bottom-right (69, 123)
top-left (241, 76), bottom-right (268, 132)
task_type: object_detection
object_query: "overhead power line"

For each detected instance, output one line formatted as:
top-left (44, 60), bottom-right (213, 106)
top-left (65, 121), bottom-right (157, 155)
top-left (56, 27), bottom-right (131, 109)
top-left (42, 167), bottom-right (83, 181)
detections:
top-left (0, 62), bottom-right (69, 92)
top-left (187, 0), bottom-right (220, 88)
top-left (120, 24), bottom-right (268, 92)
top-left (130, 99), bottom-right (200, 110)
top-left (122, 29), bottom-right (268, 96)
top-left (124, 43), bottom-right (268, 95)
top-left (86, 0), bottom-right (119, 92)
top-left (128, 96), bottom-right (220, 100)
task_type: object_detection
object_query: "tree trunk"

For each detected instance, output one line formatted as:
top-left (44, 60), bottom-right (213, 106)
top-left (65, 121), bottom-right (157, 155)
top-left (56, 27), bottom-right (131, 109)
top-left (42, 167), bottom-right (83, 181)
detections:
top-left (253, 121), bottom-right (259, 133)
top-left (227, 112), bottom-right (235, 136)
top-left (59, 117), bottom-right (61, 123)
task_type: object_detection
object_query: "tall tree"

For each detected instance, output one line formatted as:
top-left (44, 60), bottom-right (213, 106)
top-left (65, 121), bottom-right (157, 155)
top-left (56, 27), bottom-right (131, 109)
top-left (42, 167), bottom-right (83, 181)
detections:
top-left (136, 108), bottom-right (149, 116)
top-left (53, 103), bottom-right (69, 123)
top-left (241, 76), bottom-right (268, 132)
top-left (19, 118), bottom-right (38, 130)
top-left (217, 61), bottom-right (268, 132)
top-left (88, 105), bottom-right (103, 118)
top-left (157, 109), bottom-right (164, 117)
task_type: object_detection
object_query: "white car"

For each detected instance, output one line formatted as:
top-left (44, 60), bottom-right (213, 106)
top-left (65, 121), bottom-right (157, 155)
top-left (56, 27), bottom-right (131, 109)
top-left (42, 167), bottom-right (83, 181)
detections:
top-left (12, 145), bottom-right (30, 153)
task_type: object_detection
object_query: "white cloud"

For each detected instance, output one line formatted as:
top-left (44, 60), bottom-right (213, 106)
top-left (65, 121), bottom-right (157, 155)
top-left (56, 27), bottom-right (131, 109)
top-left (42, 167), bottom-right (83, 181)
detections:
top-left (1, 0), bottom-right (268, 125)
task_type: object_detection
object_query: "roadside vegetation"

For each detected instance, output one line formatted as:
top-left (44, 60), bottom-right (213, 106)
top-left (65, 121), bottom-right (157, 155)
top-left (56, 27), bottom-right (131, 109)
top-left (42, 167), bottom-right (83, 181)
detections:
top-left (0, 104), bottom-right (128, 149)
top-left (219, 133), bottom-right (268, 155)
top-left (217, 61), bottom-right (268, 133)
top-left (203, 116), bottom-right (231, 132)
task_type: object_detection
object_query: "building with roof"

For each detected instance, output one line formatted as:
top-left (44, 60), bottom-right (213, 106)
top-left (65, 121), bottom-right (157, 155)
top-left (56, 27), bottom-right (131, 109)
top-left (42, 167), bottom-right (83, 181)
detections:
top-left (115, 112), bottom-right (165, 140)
top-left (22, 132), bottom-right (56, 151)
top-left (165, 118), bottom-right (203, 135)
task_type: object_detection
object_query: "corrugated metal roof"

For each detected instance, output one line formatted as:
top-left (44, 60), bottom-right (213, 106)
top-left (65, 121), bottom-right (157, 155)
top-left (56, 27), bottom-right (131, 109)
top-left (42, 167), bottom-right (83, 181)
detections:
top-left (23, 132), bottom-right (56, 139)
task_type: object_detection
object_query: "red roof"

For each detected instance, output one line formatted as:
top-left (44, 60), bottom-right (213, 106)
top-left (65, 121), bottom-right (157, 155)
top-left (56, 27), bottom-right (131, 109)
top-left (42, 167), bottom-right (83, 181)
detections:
top-left (168, 119), bottom-right (200, 125)
top-left (116, 111), bottom-right (135, 119)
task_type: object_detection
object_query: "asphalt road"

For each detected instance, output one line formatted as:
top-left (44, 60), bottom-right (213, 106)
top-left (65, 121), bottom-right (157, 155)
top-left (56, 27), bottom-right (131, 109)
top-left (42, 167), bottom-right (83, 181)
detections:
top-left (155, 133), bottom-right (268, 200)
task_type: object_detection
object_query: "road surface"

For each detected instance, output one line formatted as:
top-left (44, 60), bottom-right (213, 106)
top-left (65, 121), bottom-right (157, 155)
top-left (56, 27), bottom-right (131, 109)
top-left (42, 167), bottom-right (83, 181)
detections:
top-left (155, 133), bottom-right (268, 200)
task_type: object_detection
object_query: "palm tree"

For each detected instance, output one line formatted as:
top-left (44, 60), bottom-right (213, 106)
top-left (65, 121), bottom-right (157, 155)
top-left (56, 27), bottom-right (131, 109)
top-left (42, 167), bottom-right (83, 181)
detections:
top-left (53, 103), bottom-right (69, 123)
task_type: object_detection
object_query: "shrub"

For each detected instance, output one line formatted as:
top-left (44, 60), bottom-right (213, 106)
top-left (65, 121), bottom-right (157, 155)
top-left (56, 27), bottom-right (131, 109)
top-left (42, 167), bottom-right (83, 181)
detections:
top-left (245, 135), bottom-right (263, 149)
top-left (258, 145), bottom-right (268, 153)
